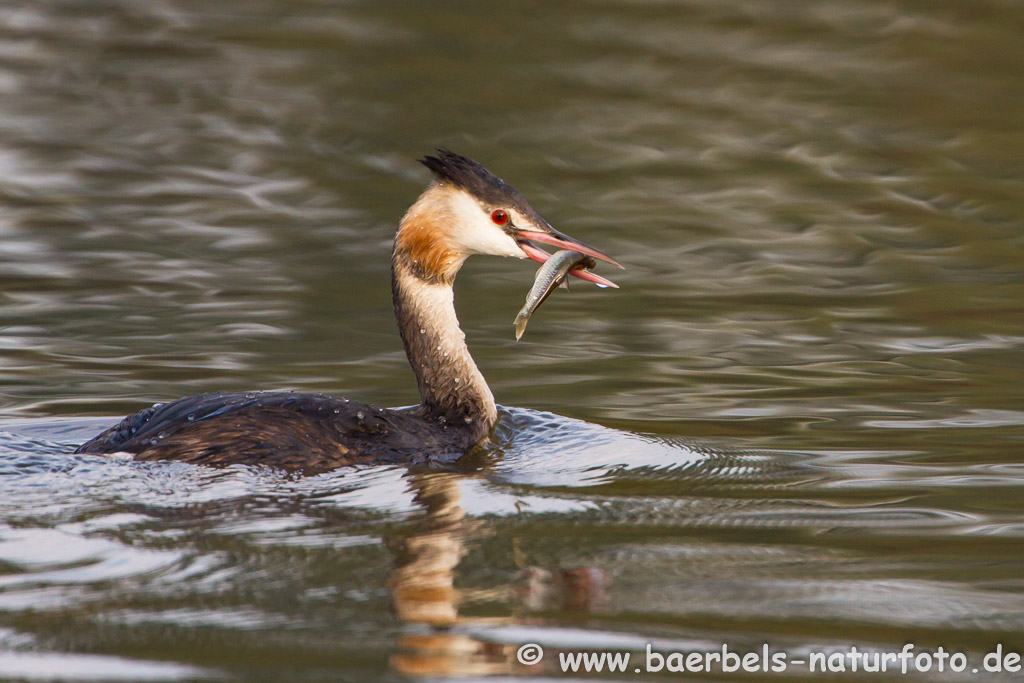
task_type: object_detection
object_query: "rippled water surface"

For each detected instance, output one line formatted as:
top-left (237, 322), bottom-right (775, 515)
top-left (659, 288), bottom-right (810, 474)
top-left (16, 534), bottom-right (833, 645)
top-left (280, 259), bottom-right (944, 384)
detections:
top-left (2, 0), bottom-right (1024, 680)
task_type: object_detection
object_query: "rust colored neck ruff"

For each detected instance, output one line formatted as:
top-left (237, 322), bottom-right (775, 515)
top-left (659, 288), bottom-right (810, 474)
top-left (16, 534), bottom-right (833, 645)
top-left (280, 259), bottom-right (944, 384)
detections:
top-left (391, 232), bottom-right (497, 444)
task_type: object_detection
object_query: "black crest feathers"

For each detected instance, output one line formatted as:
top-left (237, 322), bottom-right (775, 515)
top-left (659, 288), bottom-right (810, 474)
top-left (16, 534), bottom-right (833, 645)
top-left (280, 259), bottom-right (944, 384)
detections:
top-left (418, 149), bottom-right (522, 207)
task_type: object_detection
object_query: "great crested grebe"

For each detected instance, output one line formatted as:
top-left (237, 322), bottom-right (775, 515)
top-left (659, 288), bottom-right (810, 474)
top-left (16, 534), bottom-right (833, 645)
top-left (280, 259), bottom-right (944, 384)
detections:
top-left (75, 151), bottom-right (621, 472)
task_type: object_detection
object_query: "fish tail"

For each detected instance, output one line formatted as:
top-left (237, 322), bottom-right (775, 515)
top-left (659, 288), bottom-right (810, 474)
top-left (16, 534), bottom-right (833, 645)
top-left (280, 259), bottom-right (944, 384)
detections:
top-left (514, 313), bottom-right (529, 340)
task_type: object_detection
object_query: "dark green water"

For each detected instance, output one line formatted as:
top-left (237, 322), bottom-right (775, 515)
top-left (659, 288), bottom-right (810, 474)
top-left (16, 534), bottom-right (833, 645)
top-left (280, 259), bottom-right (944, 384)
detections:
top-left (1, 1), bottom-right (1023, 680)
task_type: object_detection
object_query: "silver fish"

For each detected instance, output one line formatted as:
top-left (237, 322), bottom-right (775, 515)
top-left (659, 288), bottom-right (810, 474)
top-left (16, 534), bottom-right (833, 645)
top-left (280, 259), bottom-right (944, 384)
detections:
top-left (514, 250), bottom-right (597, 340)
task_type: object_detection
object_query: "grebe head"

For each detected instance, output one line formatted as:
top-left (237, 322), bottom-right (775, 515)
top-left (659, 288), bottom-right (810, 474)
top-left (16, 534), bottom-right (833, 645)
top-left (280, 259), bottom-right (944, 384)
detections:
top-left (396, 150), bottom-right (621, 285)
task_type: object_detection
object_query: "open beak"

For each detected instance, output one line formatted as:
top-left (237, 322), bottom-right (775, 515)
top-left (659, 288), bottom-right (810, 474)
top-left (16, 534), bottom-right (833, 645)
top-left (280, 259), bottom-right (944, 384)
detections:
top-left (514, 227), bottom-right (623, 288)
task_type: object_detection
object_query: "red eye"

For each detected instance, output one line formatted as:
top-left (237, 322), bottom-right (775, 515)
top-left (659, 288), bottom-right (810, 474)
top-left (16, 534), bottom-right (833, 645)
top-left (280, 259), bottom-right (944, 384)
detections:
top-left (490, 209), bottom-right (509, 225)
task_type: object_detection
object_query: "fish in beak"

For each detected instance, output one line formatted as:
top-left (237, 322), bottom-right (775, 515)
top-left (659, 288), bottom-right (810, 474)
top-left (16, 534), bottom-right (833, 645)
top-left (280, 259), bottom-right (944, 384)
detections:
top-left (514, 250), bottom-right (598, 340)
top-left (513, 226), bottom-right (623, 288)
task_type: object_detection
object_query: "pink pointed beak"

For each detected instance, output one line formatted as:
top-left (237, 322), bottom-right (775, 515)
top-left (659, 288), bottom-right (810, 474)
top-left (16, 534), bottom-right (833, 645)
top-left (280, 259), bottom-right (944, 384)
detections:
top-left (515, 228), bottom-right (623, 288)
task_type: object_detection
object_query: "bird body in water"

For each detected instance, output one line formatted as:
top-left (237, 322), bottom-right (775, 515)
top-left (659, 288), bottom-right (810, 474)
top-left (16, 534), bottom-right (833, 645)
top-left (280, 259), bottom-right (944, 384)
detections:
top-left (75, 151), bottom-right (621, 472)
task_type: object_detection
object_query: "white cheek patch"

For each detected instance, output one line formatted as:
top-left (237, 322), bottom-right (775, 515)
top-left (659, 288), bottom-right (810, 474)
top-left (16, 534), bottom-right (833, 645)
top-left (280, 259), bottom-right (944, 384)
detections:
top-left (446, 191), bottom-right (525, 258)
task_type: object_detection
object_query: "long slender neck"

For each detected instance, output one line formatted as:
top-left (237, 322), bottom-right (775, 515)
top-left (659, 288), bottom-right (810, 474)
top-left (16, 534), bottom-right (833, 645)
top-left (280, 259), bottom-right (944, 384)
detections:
top-left (391, 249), bottom-right (497, 443)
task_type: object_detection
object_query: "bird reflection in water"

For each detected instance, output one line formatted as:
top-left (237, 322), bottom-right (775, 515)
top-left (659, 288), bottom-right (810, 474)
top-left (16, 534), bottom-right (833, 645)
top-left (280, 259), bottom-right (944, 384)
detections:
top-left (387, 473), bottom-right (607, 677)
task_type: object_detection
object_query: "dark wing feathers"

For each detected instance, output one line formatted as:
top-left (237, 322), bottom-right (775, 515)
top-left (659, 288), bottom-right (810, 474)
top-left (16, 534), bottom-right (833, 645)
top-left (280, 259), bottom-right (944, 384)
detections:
top-left (76, 391), bottom-right (462, 472)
